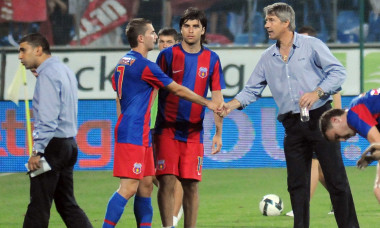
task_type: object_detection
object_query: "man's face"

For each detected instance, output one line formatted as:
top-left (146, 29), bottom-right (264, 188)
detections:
top-left (265, 13), bottom-right (289, 40)
top-left (158, 35), bottom-right (176, 50)
top-left (181, 19), bottom-right (204, 45)
top-left (18, 42), bottom-right (38, 70)
top-left (143, 24), bottom-right (158, 51)
top-left (325, 116), bottom-right (356, 142)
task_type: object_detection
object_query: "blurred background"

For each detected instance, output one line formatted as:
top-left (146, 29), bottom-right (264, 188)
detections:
top-left (0, 0), bottom-right (379, 47)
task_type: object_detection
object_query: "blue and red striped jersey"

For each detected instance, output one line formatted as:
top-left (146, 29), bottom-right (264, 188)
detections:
top-left (154, 44), bottom-right (225, 143)
top-left (347, 88), bottom-right (380, 139)
top-left (112, 50), bottom-right (173, 146)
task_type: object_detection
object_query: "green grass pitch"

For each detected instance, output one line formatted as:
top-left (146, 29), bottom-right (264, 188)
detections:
top-left (0, 166), bottom-right (378, 227)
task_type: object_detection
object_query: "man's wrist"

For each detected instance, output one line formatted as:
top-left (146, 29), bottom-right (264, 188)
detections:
top-left (315, 88), bottom-right (325, 99)
top-left (32, 150), bottom-right (44, 157)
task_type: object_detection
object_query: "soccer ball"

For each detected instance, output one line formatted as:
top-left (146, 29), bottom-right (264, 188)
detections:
top-left (259, 194), bottom-right (283, 216)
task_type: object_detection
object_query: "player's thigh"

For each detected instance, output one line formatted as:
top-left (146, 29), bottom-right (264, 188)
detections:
top-left (114, 142), bottom-right (153, 179)
top-left (179, 142), bottom-right (204, 181)
top-left (155, 134), bottom-right (180, 176)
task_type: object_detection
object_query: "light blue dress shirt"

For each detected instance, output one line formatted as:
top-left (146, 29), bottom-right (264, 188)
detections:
top-left (235, 32), bottom-right (345, 116)
top-left (32, 56), bottom-right (78, 153)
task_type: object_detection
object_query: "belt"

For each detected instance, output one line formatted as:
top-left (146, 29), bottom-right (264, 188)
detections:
top-left (277, 101), bottom-right (332, 122)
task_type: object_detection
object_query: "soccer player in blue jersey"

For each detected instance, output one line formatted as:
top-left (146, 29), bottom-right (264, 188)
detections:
top-left (102, 18), bottom-right (218, 228)
top-left (154, 7), bottom-right (225, 228)
top-left (320, 88), bottom-right (380, 203)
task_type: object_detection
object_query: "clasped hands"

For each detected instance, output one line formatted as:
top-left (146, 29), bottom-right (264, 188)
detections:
top-left (207, 101), bottom-right (231, 117)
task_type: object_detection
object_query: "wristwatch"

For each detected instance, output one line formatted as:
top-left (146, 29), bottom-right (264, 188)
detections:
top-left (32, 150), bottom-right (43, 157)
top-left (316, 88), bottom-right (325, 99)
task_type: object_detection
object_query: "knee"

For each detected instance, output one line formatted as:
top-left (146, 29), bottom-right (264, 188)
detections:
top-left (181, 179), bottom-right (199, 194)
top-left (118, 185), bottom-right (138, 200)
top-left (157, 174), bottom-right (177, 189)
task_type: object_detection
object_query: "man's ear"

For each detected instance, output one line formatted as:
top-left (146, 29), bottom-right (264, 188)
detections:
top-left (331, 116), bottom-right (341, 124)
top-left (137, 34), bottom-right (144, 44)
top-left (34, 46), bottom-right (43, 56)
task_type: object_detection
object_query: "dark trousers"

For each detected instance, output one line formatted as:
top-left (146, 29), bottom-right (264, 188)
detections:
top-left (280, 103), bottom-right (359, 228)
top-left (23, 137), bottom-right (92, 228)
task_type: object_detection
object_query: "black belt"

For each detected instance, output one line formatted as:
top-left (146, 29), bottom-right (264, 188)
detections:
top-left (277, 101), bottom-right (332, 122)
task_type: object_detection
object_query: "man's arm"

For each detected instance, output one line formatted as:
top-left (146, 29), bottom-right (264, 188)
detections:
top-left (367, 126), bottom-right (380, 143)
top-left (217, 98), bottom-right (242, 117)
top-left (116, 95), bottom-right (121, 117)
top-left (165, 81), bottom-right (217, 111)
top-left (211, 90), bottom-right (224, 154)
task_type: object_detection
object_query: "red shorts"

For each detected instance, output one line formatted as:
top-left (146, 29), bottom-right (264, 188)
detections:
top-left (154, 134), bottom-right (204, 181)
top-left (113, 142), bottom-right (155, 179)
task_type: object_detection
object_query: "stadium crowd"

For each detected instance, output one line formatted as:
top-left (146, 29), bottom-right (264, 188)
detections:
top-left (1, 0), bottom-right (380, 47)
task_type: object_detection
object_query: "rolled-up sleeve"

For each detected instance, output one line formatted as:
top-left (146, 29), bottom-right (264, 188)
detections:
top-left (313, 39), bottom-right (346, 95)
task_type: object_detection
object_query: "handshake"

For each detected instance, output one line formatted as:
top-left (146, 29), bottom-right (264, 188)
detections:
top-left (207, 101), bottom-right (233, 117)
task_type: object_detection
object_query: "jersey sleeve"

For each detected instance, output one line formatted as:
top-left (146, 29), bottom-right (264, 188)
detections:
top-left (210, 54), bottom-right (226, 91)
top-left (111, 71), bottom-right (117, 91)
top-left (142, 62), bottom-right (173, 89)
top-left (347, 103), bottom-right (378, 138)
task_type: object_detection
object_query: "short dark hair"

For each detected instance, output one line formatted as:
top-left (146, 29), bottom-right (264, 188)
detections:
top-left (319, 109), bottom-right (346, 139)
top-left (179, 7), bottom-right (207, 44)
top-left (126, 18), bottom-right (152, 48)
top-left (264, 3), bottom-right (296, 31)
top-left (158, 27), bottom-right (179, 41)
top-left (18, 33), bottom-right (51, 55)
top-left (298, 26), bottom-right (317, 37)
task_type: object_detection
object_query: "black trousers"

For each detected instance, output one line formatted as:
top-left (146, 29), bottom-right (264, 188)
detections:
top-left (280, 103), bottom-right (359, 228)
top-left (23, 137), bottom-right (93, 228)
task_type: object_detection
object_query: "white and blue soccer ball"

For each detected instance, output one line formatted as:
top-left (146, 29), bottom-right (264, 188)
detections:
top-left (259, 194), bottom-right (283, 216)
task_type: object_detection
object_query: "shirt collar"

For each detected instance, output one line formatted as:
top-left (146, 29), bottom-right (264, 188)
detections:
top-left (272, 32), bottom-right (300, 56)
top-left (36, 56), bottom-right (56, 74)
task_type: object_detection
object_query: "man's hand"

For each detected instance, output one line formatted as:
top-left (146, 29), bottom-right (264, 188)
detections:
top-left (299, 91), bottom-right (320, 110)
top-left (28, 156), bottom-right (41, 171)
top-left (357, 143), bottom-right (380, 169)
top-left (207, 100), bottom-right (218, 112)
top-left (211, 134), bottom-right (222, 154)
top-left (216, 102), bottom-right (231, 117)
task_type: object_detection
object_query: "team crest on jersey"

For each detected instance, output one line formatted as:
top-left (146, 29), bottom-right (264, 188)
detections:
top-left (198, 67), bottom-right (208, 78)
top-left (119, 57), bottom-right (136, 66)
top-left (133, 163), bottom-right (142, 174)
top-left (370, 88), bottom-right (380, 96)
top-left (157, 160), bottom-right (166, 170)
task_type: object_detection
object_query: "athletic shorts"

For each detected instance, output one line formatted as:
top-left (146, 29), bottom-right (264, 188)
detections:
top-left (113, 142), bottom-right (155, 179)
top-left (154, 134), bottom-right (204, 181)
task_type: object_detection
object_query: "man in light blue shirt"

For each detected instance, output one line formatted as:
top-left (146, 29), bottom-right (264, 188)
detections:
top-left (19, 33), bottom-right (92, 228)
top-left (218, 3), bottom-right (359, 228)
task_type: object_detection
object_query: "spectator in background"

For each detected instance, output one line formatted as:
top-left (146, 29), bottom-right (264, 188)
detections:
top-left (48, 0), bottom-right (73, 45)
top-left (367, 0), bottom-right (380, 42)
top-left (0, 0), bottom-right (46, 46)
top-left (207, 0), bottom-right (246, 43)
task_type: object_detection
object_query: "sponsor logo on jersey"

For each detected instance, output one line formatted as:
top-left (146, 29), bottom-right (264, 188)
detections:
top-left (119, 57), bottom-right (136, 66)
top-left (133, 163), bottom-right (142, 174)
top-left (198, 67), bottom-right (208, 78)
top-left (157, 160), bottom-right (166, 170)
